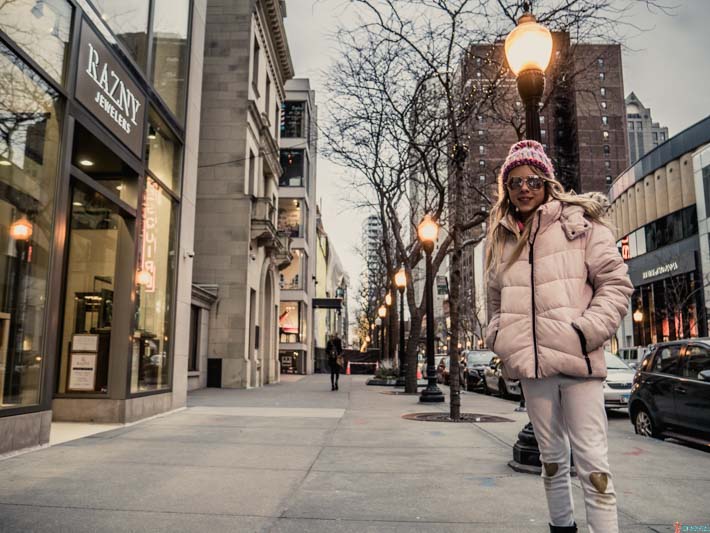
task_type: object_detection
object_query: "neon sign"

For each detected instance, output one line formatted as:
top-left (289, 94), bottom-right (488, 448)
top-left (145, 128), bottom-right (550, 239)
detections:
top-left (140, 179), bottom-right (160, 293)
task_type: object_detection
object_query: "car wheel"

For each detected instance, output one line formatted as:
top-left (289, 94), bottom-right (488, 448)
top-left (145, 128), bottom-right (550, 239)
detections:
top-left (634, 406), bottom-right (660, 438)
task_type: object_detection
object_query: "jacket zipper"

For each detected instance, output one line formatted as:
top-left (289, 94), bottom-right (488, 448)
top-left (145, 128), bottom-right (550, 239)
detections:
top-left (572, 323), bottom-right (593, 375)
top-left (529, 211), bottom-right (542, 379)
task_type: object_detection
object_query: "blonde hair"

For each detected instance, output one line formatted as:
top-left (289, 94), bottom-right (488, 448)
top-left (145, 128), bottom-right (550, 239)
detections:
top-left (484, 167), bottom-right (611, 275)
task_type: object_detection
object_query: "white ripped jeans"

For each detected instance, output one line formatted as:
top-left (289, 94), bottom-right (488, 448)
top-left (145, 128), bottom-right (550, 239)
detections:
top-left (521, 375), bottom-right (618, 533)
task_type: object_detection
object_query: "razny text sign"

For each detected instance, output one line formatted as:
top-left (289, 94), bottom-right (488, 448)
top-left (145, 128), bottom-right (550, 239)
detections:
top-left (75, 20), bottom-right (146, 157)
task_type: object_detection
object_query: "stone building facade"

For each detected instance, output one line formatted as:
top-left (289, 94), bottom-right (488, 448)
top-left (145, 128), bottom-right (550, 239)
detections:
top-left (194, 0), bottom-right (293, 388)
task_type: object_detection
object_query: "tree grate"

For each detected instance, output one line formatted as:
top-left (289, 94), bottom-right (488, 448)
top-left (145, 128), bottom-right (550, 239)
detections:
top-left (401, 412), bottom-right (514, 423)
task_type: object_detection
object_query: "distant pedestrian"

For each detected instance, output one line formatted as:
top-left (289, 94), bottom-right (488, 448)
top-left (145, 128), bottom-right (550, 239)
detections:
top-left (326, 333), bottom-right (344, 391)
top-left (484, 140), bottom-right (633, 533)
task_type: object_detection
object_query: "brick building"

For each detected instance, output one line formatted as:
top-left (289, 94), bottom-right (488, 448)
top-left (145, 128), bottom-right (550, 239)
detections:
top-left (457, 33), bottom-right (629, 343)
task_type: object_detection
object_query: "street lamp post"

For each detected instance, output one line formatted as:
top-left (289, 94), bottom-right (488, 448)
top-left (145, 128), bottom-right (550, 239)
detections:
top-left (394, 267), bottom-right (407, 387)
top-left (374, 317), bottom-right (382, 356)
top-left (377, 305), bottom-right (387, 363)
top-left (418, 215), bottom-right (444, 403)
top-left (505, 2), bottom-right (553, 473)
top-left (385, 292), bottom-right (393, 362)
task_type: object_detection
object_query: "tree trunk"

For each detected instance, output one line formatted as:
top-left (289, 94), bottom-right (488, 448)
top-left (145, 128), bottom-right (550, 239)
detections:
top-left (447, 150), bottom-right (466, 420)
top-left (405, 310), bottom-right (423, 393)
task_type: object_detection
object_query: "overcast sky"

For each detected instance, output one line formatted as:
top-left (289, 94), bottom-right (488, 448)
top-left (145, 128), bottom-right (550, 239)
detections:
top-left (283, 0), bottom-right (710, 331)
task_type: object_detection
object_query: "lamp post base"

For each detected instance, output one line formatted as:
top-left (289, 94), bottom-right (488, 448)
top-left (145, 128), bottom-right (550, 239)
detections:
top-left (419, 385), bottom-right (445, 403)
top-left (509, 422), bottom-right (541, 474)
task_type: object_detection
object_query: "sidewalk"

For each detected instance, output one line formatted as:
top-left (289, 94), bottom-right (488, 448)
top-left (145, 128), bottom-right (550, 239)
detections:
top-left (0, 374), bottom-right (707, 532)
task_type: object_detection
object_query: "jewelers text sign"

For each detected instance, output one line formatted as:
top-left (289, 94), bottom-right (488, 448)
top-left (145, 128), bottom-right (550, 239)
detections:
top-left (75, 20), bottom-right (146, 157)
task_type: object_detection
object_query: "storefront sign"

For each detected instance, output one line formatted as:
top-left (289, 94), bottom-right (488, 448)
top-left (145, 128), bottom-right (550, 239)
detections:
top-left (75, 21), bottom-right (146, 157)
top-left (140, 179), bottom-right (161, 293)
top-left (68, 352), bottom-right (97, 391)
top-left (627, 237), bottom-right (698, 286)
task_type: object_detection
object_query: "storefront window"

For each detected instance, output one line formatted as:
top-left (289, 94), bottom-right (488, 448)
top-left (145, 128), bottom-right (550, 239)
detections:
top-left (0, 44), bottom-right (62, 407)
top-left (280, 150), bottom-right (306, 187)
top-left (279, 301), bottom-right (303, 343)
top-left (57, 186), bottom-right (130, 395)
top-left (151, 0), bottom-right (190, 123)
top-left (91, 0), bottom-right (149, 71)
top-left (0, 0), bottom-right (72, 84)
top-left (131, 177), bottom-right (177, 392)
top-left (278, 199), bottom-right (304, 238)
top-left (146, 108), bottom-right (181, 193)
top-left (280, 250), bottom-right (303, 290)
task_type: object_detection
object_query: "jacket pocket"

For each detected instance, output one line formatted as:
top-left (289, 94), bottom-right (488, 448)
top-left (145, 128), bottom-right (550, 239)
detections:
top-left (571, 323), bottom-right (592, 375)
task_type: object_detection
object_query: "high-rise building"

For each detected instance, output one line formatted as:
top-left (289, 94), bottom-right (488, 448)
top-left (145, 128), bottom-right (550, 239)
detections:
top-left (626, 92), bottom-right (669, 163)
top-left (458, 33), bottom-right (629, 340)
top-left (193, 0), bottom-right (294, 389)
top-left (362, 214), bottom-right (384, 305)
top-left (278, 79), bottom-right (318, 375)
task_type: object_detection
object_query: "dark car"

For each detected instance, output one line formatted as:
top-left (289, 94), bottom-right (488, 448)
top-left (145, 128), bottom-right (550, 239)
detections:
top-left (629, 340), bottom-right (710, 444)
top-left (463, 350), bottom-right (496, 391)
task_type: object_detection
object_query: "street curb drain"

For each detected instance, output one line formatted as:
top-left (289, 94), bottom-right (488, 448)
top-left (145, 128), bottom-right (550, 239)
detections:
top-left (402, 413), bottom-right (514, 423)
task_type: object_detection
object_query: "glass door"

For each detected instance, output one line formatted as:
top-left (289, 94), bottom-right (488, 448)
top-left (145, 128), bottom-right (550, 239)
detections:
top-left (56, 185), bottom-right (134, 394)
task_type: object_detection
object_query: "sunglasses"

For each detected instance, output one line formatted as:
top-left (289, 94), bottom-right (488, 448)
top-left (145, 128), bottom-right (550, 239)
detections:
top-left (506, 175), bottom-right (545, 191)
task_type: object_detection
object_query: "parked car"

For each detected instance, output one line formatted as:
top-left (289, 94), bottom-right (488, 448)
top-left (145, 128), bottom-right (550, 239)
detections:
top-left (619, 346), bottom-right (651, 369)
top-left (463, 350), bottom-right (496, 391)
top-left (603, 352), bottom-right (636, 410)
top-left (629, 340), bottom-right (710, 444)
top-left (482, 356), bottom-right (521, 398)
top-left (437, 355), bottom-right (468, 386)
top-left (421, 354), bottom-right (446, 379)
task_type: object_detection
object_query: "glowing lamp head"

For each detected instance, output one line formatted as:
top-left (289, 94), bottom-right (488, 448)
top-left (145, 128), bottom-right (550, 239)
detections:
top-left (377, 305), bottom-right (387, 319)
top-left (10, 218), bottom-right (33, 241)
top-left (385, 293), bottom-right (392, 306)
top-left (633, 309), bottom-right (644, 323)
top-left (394, 267), bottom-right (407, 290)
top-left (417, 215), bottom-right (439, 246)
top-left (375, 317), bottom-right (382, 327)
top-left (504, 11), bottom-right (553, 76)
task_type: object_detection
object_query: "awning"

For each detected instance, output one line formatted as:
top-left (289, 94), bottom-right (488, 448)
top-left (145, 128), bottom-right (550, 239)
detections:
top-left (312, 298), bottom-right (343, 310)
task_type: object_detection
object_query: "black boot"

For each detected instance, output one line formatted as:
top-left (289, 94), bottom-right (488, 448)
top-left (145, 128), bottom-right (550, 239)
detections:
top-left (549, 524), bottom-right (577, 532)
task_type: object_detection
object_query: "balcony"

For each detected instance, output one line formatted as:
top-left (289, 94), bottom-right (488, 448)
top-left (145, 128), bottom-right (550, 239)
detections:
top-left (271, 231), bottom-right (293, 270)
top-left (251, 197), bottom-right (277, 247)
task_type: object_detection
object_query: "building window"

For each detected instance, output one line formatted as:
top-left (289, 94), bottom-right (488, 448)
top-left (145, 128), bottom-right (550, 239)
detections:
top-left (188, 305), bottom-right (200, 372)
top-left (0, 0), bottom-right (72, 84)
top-left (644, 205), bottom-right (697, 253)
top-left (653, 132), bottom-right (658, 142)
top-left (606, 175), bottom-right (612, 185)
top-left (598, 58), bottom-right (604, 68)
top-left (603, 145), bottom-right (610, 155)
top-left (605, 160), bottom-right (611, 169)
top-left (602, 116), bottom-right (608, 126)
top-left (540, 115), bottom-right (545, 124)
top-left (479, 175), bottom-right (485, 182)
top-left (280, 150), bottom-right (306, 187)
top-left (477, 115), bottom-right (483, 123)
top-left (603, 131), bottom-right (609, 140)
top-left (265, 75), bottom-right (271, 118)
top-left (541, 129), bottom-right (546, 138)
top-left (660, 132), bottom-right (666, 142)
top-left (600, 87), bottom-right (606, 97)
top-left (280, 250), bottom-right (303, 290)
top-left (252, 38), bottom-right (260, 94)
top-left (92, 0), bottom-right (149, 71)
top-left (479, 160), bottom-right (485, 168)
top-left (476, 57), bottom-right (481, 66)
top-left (629, 121), bottom-right (634, 130)
top-left (599, 72), bottom-right (606, 81)
top-left (131, 177), bottom-right (179, 393)
top-left (147, 108), bottom-right (182, 194)
top-left (278, 199), bottom-right (305, 238)
top-left (478, 130), bottom-right (484, 136)
top-left (601, 101), bottom-right (607, 109)
top-left (151, 0), bottom-right (190, 123)
top-left (478, 145), bottom-right (485, 155)
top-left (279, 301), bottom-right (305, 343)
top-left (0, 45), bottom-right (62, 408)
top-left (281, 101), bottom-right (307, 138)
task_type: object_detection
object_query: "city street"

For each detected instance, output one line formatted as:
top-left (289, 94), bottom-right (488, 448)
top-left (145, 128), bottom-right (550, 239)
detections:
top-left (1, 375), bottom-right (707, 532)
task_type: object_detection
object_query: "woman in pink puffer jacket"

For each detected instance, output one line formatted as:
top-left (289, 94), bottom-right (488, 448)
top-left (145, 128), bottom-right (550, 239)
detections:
top-left (484, 140), bottom-right (633, 533)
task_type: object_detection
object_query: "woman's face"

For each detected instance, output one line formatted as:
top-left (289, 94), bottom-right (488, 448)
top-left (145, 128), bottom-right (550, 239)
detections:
top-left (506, 165), bottom-right (547, 219)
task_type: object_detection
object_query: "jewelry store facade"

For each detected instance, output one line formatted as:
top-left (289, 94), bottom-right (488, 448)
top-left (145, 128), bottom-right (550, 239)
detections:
top-left (0, 0), bottom-right (206, 454)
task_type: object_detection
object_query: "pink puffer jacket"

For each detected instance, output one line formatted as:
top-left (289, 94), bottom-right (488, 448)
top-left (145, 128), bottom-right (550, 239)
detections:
top-left (484, 200), bottom-right (633, 380)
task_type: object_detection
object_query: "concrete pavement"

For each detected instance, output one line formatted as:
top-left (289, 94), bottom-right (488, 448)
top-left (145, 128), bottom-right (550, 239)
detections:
top-left (0, 374), bottom-right (707, 532)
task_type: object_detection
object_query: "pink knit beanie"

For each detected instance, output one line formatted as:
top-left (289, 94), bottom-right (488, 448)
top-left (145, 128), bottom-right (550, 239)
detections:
top-left (500, 140), bottom-right (556, 184)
